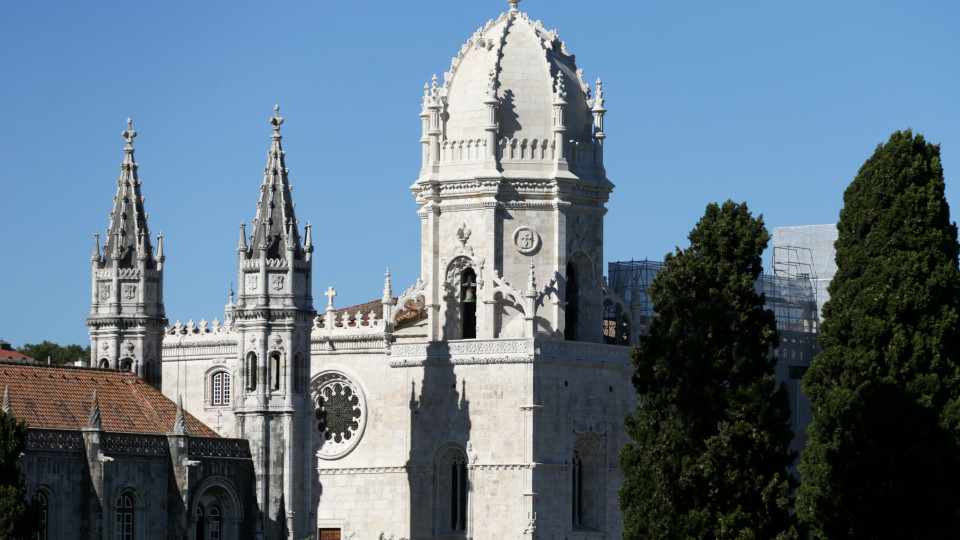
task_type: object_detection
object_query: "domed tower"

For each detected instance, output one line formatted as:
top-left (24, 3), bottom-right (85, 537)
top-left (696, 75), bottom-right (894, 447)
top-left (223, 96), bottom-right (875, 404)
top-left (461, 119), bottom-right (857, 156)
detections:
top-left (413, 0), bottom-right (610, 343)
top-left (87, 119), bottom-right (167, 387)
top-left (233, 106), bottom-right (315, 539)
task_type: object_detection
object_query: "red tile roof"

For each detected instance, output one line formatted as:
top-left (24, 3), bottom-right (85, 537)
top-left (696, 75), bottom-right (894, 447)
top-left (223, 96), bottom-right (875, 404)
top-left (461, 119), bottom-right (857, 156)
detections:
top-left (316, 298), bottom-right (424, 328)
top-left (0, 361), bottom-right (217, 437)
top-left (0, 349), bottom-right (32, 360)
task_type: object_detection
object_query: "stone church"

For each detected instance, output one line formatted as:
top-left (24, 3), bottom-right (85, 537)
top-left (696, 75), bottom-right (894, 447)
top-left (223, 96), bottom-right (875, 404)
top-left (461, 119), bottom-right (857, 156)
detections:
top-left (83, 1), bottom-right (639, 538)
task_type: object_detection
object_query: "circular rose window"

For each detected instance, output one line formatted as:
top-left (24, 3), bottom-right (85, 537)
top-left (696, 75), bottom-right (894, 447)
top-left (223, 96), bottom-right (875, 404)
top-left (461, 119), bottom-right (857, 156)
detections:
top-left (312, 371), bottom-right (366, 459)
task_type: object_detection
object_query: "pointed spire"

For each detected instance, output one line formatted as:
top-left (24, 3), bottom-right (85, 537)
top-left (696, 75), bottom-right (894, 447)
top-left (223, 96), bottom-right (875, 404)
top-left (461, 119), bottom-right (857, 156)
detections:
top-left (101, 118), bottom-right (155, 270)
top-left (382, 267), bottom-right (393, 304)
top-left (173, 395), bottom-right (186, 435)
top-left (87, 390), bottom-right (102, 430)
top-left (246, 105), bottom-right (304, 260)
top-left (156, 232), bottom-right (164, 261)
top-left (2, 385), bottom-right (11, 415)
top-left (92, 231), bottom-right (101, 262)
top-left (238, 221), bottom-right (248, 252)
top-left (304, 221), bottom-right (313, 251)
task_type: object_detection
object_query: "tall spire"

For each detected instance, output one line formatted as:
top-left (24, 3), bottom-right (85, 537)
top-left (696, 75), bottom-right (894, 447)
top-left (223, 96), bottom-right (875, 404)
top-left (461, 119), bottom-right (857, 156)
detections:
top-left (87, 390), bottom-right (102, 430)
top-left (100, 118), bottom-right (156, 270)
top-left (173, 395), bottom-right (186, 435)
top-left (247, 105), bottom-right (303, 260)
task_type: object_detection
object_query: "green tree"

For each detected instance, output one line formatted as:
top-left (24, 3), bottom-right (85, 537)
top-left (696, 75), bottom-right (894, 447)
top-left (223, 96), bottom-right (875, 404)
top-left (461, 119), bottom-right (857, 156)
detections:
top-left (0, 411), bottom-right (42, 539)
top-left (16, 341), bottom-right (89, 365)
top-left (619, 201), bottom-right (796, 540)
top-left (798, 130), bottom-right (960, 538)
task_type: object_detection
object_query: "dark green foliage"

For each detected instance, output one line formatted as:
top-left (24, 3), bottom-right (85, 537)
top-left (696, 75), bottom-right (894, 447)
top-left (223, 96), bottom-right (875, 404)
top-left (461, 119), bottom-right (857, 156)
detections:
top-left (619, 201), bottom-right (797, 539)
top-left (0, 411), bottom-right (42, 539)
top-left (798, 130), bottom-right (960, 538)
top-left (16, 341), bottom-right (89, 365)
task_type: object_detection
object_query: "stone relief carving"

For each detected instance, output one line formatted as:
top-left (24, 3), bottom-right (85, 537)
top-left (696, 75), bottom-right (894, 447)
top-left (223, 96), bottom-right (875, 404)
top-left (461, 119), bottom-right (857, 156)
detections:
top-left (99, 283), bottom-right (111, 301)
top-left (122, 284), bottom-right (136, 300)
top-left (270, 275), bottom-right (284, 291)
top-left (245, 274), bottom-right (258, 291)
top-left (512, 226), bottom-right (540, 254)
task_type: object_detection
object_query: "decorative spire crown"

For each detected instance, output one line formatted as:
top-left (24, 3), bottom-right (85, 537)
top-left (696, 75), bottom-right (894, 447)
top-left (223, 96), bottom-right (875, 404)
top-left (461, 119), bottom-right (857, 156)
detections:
top-left (508, 0), bottom-right (520, 13)
top-left (87, 390), bottom-right (102, 430)
top-left (122, 118), bottom-right (137, 154)
top-left (173, 395), bottom-right (186, 435)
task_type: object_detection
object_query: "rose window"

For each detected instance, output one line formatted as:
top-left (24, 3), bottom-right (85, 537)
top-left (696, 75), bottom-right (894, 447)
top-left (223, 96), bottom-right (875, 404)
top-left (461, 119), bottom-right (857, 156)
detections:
top-left (312, 371), bottom-right (366, 459)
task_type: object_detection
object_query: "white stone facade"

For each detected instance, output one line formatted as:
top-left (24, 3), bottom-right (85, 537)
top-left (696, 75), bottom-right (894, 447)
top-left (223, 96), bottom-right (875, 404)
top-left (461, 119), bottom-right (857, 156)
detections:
top-left (151, 2), bottom-right (637, 538)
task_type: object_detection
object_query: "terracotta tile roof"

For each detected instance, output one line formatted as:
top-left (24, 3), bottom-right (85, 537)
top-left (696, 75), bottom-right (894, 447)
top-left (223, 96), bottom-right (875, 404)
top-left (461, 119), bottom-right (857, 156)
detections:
top-left (0, 361), bottom-right (217, 437)
top-left (0, 349), bottom-right (32, 360)
top-left (316, 298), bottom-right (424, 327)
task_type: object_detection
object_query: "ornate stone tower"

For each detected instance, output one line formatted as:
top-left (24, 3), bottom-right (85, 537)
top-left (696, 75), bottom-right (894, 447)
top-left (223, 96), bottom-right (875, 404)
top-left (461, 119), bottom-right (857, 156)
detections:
top-left (412, 0), bottom-right (611, 343)
top-left (87, 119), bottom-right (167, 388)
top-left (233, 106), bottom-right (315, 539)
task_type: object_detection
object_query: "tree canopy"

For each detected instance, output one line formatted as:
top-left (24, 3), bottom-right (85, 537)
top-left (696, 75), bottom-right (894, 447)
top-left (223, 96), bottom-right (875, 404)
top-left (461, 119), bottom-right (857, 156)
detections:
top-left (0, 411), bottom-right (42, 539)
top-left (798, 130), bottom-right (960, 538)
top-left (16, 341), bottom-right (89, 365)
top-left (619, 200), bottom-right (796, 540)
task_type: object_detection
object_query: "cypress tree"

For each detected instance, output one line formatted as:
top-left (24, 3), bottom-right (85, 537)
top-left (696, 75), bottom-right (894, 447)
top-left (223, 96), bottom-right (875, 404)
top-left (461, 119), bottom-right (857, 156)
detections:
top-left (0, 411), bottom-right (42, 539)
top-left (798, 130), bottom-right (960, 538)
top-left (619, 200), bottom-right (797, 539)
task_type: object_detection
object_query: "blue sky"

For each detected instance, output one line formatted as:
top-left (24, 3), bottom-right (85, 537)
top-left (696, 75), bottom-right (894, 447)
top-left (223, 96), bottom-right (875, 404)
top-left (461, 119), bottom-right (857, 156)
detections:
top-left (2, 0), bottom-right (959, 348)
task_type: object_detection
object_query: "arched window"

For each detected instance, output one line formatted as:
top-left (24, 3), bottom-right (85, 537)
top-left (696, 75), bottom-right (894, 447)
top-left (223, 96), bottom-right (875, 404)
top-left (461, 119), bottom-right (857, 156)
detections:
top-left (270, 352), bottom-right (281, 391)
top-left (208, 505), bottom-right (222, 540)
top-left (33, 491), bottom-right (48, 540)
top-left (120, 358), bottom-right (133, 372)
top-left (99, 359), bottom-right (110, 369)
top-left (114, 493), bottom-right (134, 540)
top-left (212, 371), bottom-right (231, 406)
top-left (246, 352), bottom-right (257, 391)
top-left (572, 451), bottom-right (584, 526)
top-left (194, 505), bottom-right (204, 540)
top-left (460, 268), bottom-right (477, 340)
top-left (450, 455), bottom-right (467, 532)
top-left (293, 353), bottom-right (305, 393)
top-left (565, 262), bottom-right (579, 341)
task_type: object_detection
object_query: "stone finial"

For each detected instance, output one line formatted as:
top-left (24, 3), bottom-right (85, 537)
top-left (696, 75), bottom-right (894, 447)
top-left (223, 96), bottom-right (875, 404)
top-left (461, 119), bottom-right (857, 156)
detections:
top-left (237, 221), bottom-right (248, 252)
top-left (553, 72), bottom-right (567, 101)
top-left (91, 231), bottom-right (101, 262)
top-left (430, 74), bottom-right (440, 100)
top-left (508, 0), bottom-right (521, 13)
top-left (2, 385), bottom-right (11, 415)
top-left (593, 78), bottom-right (605, 111)
top-left (156, 232), bottom-right (164, 262)
top-left (88, 390), bottom-right (102, 430)
top-left (304, 221), bottom-right (313, 251)
top-left (486, 69), bottom-right (497, 99)
top-left (382, 267), bottom-right (393, 304)
top-left (173, 395), bottom-right (186, 435)
top-left (526, 262), bottom-right (538, 297)
top-left (271, 104), bottom-right (284, 132)
top-left (122, 118), bottom-right (137, 150)
top-left (457, 222), bottom-right (472, 246)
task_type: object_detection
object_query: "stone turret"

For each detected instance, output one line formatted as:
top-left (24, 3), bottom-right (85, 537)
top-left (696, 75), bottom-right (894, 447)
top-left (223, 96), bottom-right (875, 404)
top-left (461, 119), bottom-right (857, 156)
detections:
top-left (411, 0), bottom-right (612, 343)
top-left (232, 105), bottom-right (315, 540)
top-left (87, 119), bottom-right (167, 386)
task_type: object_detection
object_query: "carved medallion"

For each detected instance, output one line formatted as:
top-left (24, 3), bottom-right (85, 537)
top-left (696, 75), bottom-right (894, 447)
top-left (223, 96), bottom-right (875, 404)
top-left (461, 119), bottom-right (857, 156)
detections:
top-left (513, 226), bottom-right (541, 254)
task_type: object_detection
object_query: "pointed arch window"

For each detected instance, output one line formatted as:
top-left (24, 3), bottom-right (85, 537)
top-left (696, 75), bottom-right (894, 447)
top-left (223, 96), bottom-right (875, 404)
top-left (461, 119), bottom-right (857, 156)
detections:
top-left (460, 268), bottom-right (477, 340)
top-left (120, 358), bottom-right (133, 372)
top-left (114, 493), bottom-right (134, 540)
top-left (450, 455), bottom-right (468, 531)
top-left (270, 352), bottom-right (281, 391)
top-left (565, 262), bottom-right (579, 341)
top-left (572, 451), bottom-right (584, 526)
top-left (33, 491), bottom-right (47, 540)
top-left (436, 447), bottom-right (469, 534)
top-left (246, 352), bottom-right (258, 391)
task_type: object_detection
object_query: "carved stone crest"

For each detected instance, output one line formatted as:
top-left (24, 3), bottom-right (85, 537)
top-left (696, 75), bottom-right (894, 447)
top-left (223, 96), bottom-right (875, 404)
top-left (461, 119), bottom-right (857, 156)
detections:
top-left (271, 275), bottom-right (284, 291)
top-left (513, 226), bottom-right (540, 254)
top-left (99, 284), bottom-right (111, 301)
top-left (246, 274), bottom-right (258, 291)
top-left (122, 284), bottom-right (137, 300)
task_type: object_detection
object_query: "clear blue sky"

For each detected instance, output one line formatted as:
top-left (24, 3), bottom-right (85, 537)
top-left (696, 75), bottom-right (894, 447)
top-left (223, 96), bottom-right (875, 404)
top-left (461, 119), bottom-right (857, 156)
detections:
top-left (2, 0), bottom-right (958, 348)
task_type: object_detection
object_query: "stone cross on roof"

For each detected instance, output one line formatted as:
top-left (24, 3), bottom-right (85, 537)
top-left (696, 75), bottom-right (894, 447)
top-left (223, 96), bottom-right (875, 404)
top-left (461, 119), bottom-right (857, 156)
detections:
top-left (325, 286), bottom-right (337, 309)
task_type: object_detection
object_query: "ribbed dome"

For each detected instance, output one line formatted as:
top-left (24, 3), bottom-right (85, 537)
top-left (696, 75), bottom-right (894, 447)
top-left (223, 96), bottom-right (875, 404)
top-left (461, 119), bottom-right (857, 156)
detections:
top-left (440, 6), bottom-right (594, 144)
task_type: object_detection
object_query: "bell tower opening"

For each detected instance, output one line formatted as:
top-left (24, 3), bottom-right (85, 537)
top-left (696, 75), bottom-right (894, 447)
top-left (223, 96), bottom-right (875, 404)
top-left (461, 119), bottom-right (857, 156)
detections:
top-left (460, 269), bottom-right (478, 340)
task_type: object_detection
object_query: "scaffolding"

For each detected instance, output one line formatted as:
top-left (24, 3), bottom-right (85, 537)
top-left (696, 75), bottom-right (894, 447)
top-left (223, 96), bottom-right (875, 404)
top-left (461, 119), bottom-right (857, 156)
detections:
top-left (605, 259), bottom-right (664, 339)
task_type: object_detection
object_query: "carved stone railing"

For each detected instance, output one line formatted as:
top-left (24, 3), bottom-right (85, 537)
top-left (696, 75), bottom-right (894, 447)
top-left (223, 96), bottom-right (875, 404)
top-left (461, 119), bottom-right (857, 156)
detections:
top-left (440, 138), bottom-right (487, 163)
top-left (189, 437), bottom-right (252, 459)
top-left (566, 140), bottom-right (602, 168)
top-left (26, 429), bottom-right (84, 452)
top-left (102, 433), bottom-right (168, 455)
top-left (498, 137), bottom-right (556, 161)
top-left (389, 337), bottom-right (631, 369)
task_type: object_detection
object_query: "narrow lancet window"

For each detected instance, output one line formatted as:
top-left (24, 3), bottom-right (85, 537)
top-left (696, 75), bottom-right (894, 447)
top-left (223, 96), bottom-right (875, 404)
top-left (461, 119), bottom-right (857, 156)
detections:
top-left (460, 269), bottom-right (477, 339)
top-left (565, 262), bottom-right (579, 341)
